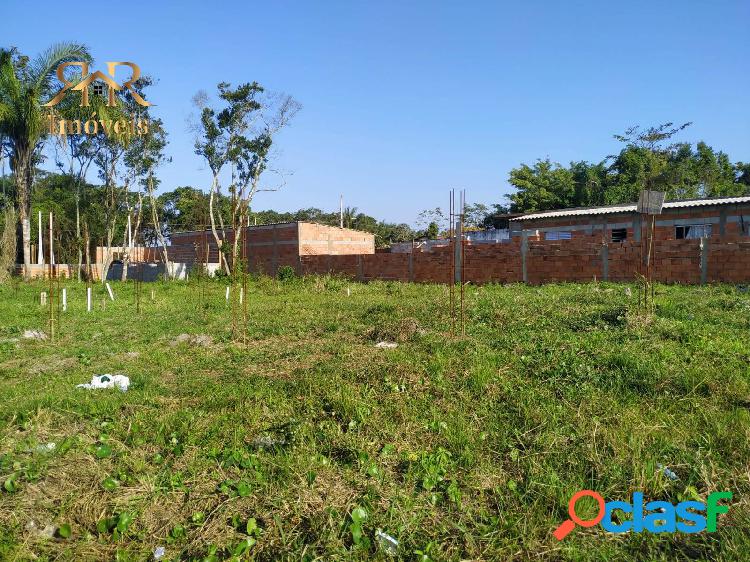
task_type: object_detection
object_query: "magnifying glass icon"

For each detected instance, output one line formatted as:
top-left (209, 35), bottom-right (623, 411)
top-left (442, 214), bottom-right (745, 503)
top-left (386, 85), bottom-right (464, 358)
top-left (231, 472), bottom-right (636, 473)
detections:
top-left (553, 490), bottom-right (605, 540)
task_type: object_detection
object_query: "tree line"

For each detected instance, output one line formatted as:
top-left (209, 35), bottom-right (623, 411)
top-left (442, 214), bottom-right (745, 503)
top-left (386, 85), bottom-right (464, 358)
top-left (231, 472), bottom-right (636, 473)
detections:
top-left (506, 123), bottom-right (750, 213)
top-left (0, 43), bottom-right (302, 279)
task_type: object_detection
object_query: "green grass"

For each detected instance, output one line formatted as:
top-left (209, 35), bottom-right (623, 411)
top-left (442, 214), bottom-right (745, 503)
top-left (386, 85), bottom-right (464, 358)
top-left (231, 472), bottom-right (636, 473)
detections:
top-left (0, 276), bottom-right (749, 561)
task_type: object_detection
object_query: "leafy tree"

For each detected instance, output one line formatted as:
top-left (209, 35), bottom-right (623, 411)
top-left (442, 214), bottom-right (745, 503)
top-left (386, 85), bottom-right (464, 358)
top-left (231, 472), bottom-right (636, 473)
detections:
top-left (463, 203), bottom-right (489, 229)
top-left (505, 122), bottom-right (750, 214)
top-left (508, 159), bottom-right (576, 212)
top-left (0, 43), bottom-right (89, 278)
top-left (193, 82), bottom-right (300, 274)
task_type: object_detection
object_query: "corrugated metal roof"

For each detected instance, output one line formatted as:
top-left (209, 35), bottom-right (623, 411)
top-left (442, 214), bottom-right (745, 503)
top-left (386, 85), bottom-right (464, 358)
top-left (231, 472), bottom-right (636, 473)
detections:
top-left (511, 196), bottom-right (750, 221)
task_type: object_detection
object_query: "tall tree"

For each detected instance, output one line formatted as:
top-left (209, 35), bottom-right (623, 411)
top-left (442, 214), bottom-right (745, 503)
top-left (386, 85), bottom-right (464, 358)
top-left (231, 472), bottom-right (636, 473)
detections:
top-left (194, 82), bottom-right (299, 274)
top-left (508, 159), bottom-right (576, 212)
top-left (0, 43), bottom-right (89, 278)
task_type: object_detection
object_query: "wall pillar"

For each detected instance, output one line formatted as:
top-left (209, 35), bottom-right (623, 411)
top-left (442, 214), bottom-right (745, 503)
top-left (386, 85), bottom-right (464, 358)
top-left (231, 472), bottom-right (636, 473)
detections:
top-left (521, 231), bottom-right (529, 284)
top-left (601, 243), bottom-right (609, 281)
top-left (272, 224), bottom-right (279, 274)
top-left (454, 220), bottom-right (462, 283)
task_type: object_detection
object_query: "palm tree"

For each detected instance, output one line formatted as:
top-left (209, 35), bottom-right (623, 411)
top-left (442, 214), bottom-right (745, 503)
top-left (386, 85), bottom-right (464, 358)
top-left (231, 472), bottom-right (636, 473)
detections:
top-left (0, 43), bottom-right (90, 278)
top-left (343, 206), bottom-right (358, 229)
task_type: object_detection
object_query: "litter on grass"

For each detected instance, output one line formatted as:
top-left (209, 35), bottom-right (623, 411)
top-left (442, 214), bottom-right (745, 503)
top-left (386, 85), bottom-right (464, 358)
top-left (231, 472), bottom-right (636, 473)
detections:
top-left (25, 521), bottom-right (56, 539)
top-left (375, 530), bottom-right (399, 555)
top-left (22, 330), bottom-right (47, 340)
top-left (375, 341), bottom-right (398, 349)
top-left (77, 374), bottom-right (130, 392)
top-left (153, 546), bottom-right (166, 560)
top-left (251, 434), bottom-right (287, 450)
top-left (657, 463), bottom-right (679, 481)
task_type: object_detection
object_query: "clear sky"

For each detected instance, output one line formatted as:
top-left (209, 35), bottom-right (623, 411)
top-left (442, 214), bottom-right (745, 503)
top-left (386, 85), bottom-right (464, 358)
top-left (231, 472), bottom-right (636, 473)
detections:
top-left (2, 0), bottom-right (748, 225)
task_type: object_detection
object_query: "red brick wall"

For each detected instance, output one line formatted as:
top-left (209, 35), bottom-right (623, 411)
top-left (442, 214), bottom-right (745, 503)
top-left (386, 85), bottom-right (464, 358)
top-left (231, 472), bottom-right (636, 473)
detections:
top-left (164, 209), bottom-right (749, 285)
top-left (296, 232), bottom-right (749, 286)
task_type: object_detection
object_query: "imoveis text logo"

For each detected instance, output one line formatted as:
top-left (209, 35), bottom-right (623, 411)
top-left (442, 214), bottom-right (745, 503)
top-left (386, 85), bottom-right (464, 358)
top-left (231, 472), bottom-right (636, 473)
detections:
top-left (553, 490), bottom-right (733, 540)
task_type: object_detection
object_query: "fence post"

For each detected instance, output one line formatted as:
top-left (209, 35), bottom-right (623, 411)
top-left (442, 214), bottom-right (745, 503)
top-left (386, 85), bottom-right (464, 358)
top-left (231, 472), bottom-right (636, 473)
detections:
top-left (700, 237), bottom-right (709, 285)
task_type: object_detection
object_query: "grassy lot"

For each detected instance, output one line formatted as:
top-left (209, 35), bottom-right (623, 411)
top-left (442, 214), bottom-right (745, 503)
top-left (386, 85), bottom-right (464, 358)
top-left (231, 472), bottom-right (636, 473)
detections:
top-left (0, 276), bottom-right (748, 561)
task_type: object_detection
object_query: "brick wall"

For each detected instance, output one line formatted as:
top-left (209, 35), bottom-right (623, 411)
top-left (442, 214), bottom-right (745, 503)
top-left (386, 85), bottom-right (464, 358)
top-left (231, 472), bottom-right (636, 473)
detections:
top-left (299, 235), bottom-right (748, 286)
top-left (168, 222), bottom-right (375, 275)
top-left (298, 222), bottom-right (375, 256)
top-left (18, 263), bottom-right (103, 280)
top-left (126, 209), bottom-right (749, 285)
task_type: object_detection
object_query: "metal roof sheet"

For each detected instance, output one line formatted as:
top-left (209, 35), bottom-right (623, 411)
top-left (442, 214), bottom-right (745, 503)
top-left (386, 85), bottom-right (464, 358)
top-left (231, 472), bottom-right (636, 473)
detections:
top-left (510, 196), bottom-right (750, 221)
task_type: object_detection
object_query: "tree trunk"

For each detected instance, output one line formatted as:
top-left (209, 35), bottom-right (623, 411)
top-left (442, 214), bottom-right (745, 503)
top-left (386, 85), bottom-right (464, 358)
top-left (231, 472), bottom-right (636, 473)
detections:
top-left (209, 174), bottom-right (230, 275)
top-left (12, 145), bottom-right (32, 280)
top-left (147, 175), bottom-right (171, 280)
top-left (76, 185), bottom-right (82, 282)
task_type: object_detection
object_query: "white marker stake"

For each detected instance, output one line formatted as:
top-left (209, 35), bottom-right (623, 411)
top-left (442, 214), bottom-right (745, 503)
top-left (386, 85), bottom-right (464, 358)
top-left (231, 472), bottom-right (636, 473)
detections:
top-left (225, 286), bottom-right (230, 302)
top-left (62, 288), bottom-right (67, 312)
top-left (49, 212), bottom-right (55, 266)
top-left (37, 210), bottom-right (44, 265)
top-left (87, 287), bottom-right (92, 312)
top-left (239, 288), bottom-right (243, 305)
top-left (106, 283), bottom-right (115, 301)
top-left (41, 291), bottom-right (47, 306)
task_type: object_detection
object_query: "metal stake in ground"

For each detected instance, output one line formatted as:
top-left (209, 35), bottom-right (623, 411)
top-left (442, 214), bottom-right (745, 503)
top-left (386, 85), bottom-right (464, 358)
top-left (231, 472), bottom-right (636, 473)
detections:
top-left (460, 189), bottom-right (466, 337)
top-left (636, 190), bottom-right (665, 312)
top-left (449, 188), bottom-right (455, 336)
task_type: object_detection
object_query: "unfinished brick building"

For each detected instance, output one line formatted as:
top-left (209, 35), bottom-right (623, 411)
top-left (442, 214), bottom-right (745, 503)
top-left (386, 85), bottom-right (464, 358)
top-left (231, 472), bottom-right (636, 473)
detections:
top-left (169, 222), bottom-right (375, 274)
top-left (508, 196), bottom-right (750, 284)
top-left (86, 197), bottom-right (748, 285)
top-left (297, 196), bottom-right (750, 285)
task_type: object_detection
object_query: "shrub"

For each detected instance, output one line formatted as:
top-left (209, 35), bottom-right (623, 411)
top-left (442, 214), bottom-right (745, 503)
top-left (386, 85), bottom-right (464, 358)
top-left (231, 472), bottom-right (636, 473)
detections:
top-left (277, 265), bottom-right (296, 282)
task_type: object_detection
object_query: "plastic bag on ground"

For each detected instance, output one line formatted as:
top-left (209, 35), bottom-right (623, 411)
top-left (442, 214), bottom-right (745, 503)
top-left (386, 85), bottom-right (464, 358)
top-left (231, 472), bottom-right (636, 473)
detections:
top-left (77, 374), bottom-right (130, 392)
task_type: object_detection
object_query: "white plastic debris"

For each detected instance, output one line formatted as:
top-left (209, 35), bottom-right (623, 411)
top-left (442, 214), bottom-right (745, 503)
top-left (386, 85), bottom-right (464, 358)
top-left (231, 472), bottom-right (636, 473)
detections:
top-left (375, 529), bottom-right (399, 555)
top-left (77, 374), bottom-right (130, 392)
top-left (37, 442), bottom-right (56, 453)
top-left (22, 329), bottom-right (48, 340)
top-left (625, 287), bottom-right (632, 297)
top-left (251, 434), bottom-right (286, 449)
top-left (25, 521), bottom-right (57, 539)
top-left (375, 342), bottom-right (398, 349)
top-left (153, 546), bottom-right (166, 560)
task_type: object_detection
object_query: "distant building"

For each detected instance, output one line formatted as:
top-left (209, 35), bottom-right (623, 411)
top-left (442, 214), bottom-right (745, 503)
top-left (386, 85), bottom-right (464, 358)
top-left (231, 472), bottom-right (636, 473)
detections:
top-left (509, 196), bottom-right (750, 241)
top-left (169, 222), bottom-right (375, 274)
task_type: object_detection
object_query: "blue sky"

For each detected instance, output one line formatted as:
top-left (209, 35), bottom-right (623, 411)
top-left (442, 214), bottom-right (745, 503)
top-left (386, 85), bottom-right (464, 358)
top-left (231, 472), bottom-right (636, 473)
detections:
top-left (2, 0), bottom-right (748, 225)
